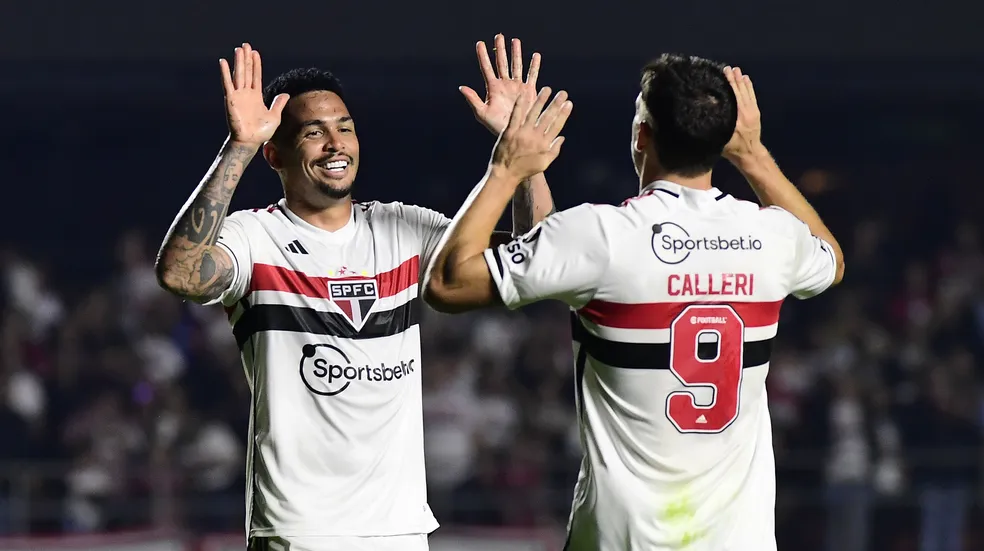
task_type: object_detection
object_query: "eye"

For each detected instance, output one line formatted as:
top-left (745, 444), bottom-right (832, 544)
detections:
top-left (304, 130), bottom-right (324, 138)
top-left (339, 127), bottom-right (353, 133)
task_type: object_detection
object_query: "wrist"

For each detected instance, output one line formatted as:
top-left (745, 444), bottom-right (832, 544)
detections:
top-left (487, 164), bottom-right (526, 189)
top-left (726, 142), bottom-right (772, 172)
top-left (225, 136), bottom-right (263, 155)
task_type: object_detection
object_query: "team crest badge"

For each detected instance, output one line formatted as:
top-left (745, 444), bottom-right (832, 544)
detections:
top-left (328, 279), bottom-right (378, 330)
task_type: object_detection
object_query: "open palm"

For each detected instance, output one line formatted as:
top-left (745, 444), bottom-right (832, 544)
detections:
top-left (460, 34), bottom-right (541, 135)
top-left (492, 87), bottom-right (572, 179)
top-left (219, 43), bottom-right (289, 147)
top-left (722, 66), bottom-right (762, 160)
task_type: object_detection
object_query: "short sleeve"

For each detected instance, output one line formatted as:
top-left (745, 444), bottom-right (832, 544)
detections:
top-left (483, 204), bottom-right (611, 310)
top-left (398, 204), bottom-right (452, 278)
top-left (203, 212), bottom-right (253, 307)
top-left (783, 210), bottom-right (837, 299)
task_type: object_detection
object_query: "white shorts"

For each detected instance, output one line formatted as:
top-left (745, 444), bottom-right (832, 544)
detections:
top-left (249, 534), bottom-right (429, 551)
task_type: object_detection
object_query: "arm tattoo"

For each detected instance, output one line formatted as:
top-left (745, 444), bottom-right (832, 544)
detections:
top-left (155, 140), bottom-right (256, 303)
top-left (512, 177), bottom-right (556, 237)
top-left (512, 178), bottom-right (536, 236)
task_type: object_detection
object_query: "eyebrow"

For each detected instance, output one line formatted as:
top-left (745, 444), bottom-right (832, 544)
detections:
top-left (299, 116), bottom-right (353, 127)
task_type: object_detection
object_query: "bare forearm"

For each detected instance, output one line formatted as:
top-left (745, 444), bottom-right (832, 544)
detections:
top-left (423, 167), bottom-right (518, 312)
top-left (731, 145), bottom-right (845, 281)
top-left (511, 173), bottom-right (556, 236)
top-left (439, 168), bottom-right (519, 282)
top-left (155, 138), bottom-right (255, 301)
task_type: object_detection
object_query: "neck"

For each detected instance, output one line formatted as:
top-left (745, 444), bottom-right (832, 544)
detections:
top-left (284, 195), bottom-right (353, 232)
top-left (639, 165), bottom-right (714, 193)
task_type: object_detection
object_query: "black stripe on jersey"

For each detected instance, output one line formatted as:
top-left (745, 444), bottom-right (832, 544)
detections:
top-left (233, 298), bottom-right (421, 349)
top-left (654, 188), bottom-right (679, 198)
top-left (569, 313), bottom-right (773, 370)
top-left (294, 240), bottom-right (309, 254)
top-left (714, 191), bottom-right (728, 201)
top-left (490, 247), bottom-right (505, 279)
top-left (287, 243), bottom-right (298, 254)
top-left (574, 346), bottom-right (588, 424)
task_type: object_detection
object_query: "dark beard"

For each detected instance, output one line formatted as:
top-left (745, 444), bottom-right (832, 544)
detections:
top-left (313, 180), bottom-right (353, 200)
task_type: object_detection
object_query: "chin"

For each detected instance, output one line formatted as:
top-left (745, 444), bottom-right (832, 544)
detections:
top-left (314, 180), bottom-right (354, 200)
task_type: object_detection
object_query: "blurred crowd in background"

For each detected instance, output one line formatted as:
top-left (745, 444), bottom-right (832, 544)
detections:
top-left (0, 57), bottom-right (982, 551)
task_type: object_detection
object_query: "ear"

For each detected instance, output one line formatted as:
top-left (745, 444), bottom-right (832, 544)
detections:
top-left (262, 141), bottom-right (282, 170)
top-left (633, 120), bottom-right (652, 153)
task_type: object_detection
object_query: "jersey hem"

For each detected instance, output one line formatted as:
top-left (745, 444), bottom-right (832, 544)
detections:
top-left (248, 524), bottom-right (440, 538)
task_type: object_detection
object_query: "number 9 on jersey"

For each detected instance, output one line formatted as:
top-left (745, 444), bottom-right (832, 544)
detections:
top-left (665, 304), bottom-right (744, 433)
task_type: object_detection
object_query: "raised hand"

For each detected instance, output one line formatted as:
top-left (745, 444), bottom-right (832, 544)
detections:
top-left (722, 66), bottom-right (763, 161)
top-left (219, 43), bottom-right (289, 148)
top-left (491, 87), bottom-right (573, 180)
top-left (460, 34), bottom-right (541, 135)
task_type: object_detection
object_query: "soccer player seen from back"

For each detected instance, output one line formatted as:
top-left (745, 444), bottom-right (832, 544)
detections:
top-left (425, 56), bottom-right (845, 551)
top-left (154, 38), bottom-right (556, 551)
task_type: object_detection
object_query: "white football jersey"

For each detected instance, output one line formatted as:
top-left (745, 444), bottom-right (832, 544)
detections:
top-left (484, 181), bottom-right (836, 551)
top-left (207, 198), bottom-right (448, 540)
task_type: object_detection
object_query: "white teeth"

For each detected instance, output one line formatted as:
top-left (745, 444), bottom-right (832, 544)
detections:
top-left (320, 160), bottom-right (348, 170)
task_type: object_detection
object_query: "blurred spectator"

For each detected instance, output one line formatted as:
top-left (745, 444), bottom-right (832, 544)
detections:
top-left (904, 350), bottom-right (982, 551)
top-left (823, 373), bottom-right (873, 551)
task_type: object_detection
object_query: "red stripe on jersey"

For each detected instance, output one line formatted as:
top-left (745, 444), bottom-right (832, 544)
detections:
top-left (249, 255), bottom-right (420, 299)
top-left (579, 299), bottom-right (783, 330)
top-left (376, 255), bottom-right (420, 297)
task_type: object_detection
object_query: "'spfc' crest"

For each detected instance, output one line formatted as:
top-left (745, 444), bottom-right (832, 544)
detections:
top-left (328, 279), bottom-right (378, 330)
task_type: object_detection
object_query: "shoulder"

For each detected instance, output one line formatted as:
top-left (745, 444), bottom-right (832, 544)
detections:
top-left (560, 202), bottom-right (637, 233)
top-left (223, 204), bottom-right (285, 230)
top-left (369, 200), bottom-right (445, 218)
top-left (537, 203), bottom-right (624, 249)
top-left (752, 204), bottom-right (810, 235)
top-left (367, 200), bottom-right (450, 229)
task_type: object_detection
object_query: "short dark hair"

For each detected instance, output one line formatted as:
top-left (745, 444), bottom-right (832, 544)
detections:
top-left (263, 67), bottom-right (346, 108)
top-left (640, 54), bottom-right (737, 177)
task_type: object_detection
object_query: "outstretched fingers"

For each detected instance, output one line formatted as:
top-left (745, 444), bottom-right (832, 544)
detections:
top-left (539, 92), bottom-right (573, 139)
top-left (507, 86), bottom-right (537, 131)
top-left (476, 41), bottom-right (496, 86)
top-left (219, 58), bottom-right (234, 95)
top-left (233, 47), bottom-right (245, 89)
top-left (251, 49), bottom-right (264, 90)
top-left (510, 38), bottom-right (523, 82)
top-left (524, 87), bottom-right (553, 127)
top-left (526, 52), bottom-right (541, 87)
top-left (494, 34), bottom-right (509, 79)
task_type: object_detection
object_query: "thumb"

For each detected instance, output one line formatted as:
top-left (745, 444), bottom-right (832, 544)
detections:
top-left (269, 93), bottom-right (290, 116)
top-left (458, 86), bottom-right (484, 112)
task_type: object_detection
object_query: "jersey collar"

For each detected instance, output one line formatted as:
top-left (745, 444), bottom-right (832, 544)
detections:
top-left (641, 180), bottom-right (729, 202)
top-left (278, 198), bottom-right (358, 244)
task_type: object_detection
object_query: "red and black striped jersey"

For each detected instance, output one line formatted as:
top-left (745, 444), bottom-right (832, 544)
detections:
top-left (484, 180), bottom-right (836, 551)
top-left (207, 198), bottom-right (448, 540)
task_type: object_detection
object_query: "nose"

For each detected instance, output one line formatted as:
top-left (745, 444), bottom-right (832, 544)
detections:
top-left (322, 130), bottom-right (345, 151)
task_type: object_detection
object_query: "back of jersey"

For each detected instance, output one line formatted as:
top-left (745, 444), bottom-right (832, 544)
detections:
top-left (485, 180), bottom-right (837, 551)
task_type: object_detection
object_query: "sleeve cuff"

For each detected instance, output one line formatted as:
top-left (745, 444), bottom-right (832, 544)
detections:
top-left (483, 247), bottom-right (522, 310)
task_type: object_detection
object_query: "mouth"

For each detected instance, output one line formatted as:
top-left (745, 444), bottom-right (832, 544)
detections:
top-left (315, 158), bottom-right (352, 178)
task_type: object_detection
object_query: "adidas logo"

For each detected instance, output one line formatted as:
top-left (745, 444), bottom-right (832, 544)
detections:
top-left (285, 240), bottom-right (309, 255)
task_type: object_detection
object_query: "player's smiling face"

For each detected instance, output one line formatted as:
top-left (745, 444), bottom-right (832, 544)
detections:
top-left (274, 90), bottom-right (360, 200)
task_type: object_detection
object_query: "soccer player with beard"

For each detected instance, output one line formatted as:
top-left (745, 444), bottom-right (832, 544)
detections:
top-left (154, 38), bottom-right (555, 551)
